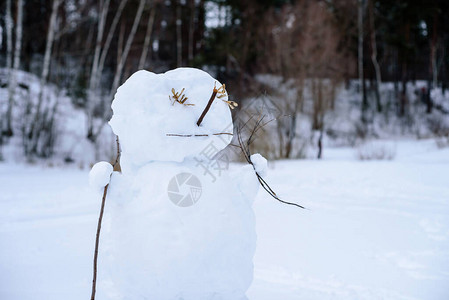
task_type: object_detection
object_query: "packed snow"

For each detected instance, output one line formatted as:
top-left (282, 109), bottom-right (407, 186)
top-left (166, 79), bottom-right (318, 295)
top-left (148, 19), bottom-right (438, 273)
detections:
top-left (89, 161), bottom-right (113, 190)
top-left (0, 139), bottom-right (448, 299)
top-left (109, 68), bottom-right (233, 169)
top-left (97, 68), bottom-right (259, 299)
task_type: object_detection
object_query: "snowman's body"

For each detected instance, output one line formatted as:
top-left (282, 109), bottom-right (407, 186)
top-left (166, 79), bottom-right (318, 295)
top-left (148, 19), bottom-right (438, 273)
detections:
top-left (95, 69), bottom-right (261, 300)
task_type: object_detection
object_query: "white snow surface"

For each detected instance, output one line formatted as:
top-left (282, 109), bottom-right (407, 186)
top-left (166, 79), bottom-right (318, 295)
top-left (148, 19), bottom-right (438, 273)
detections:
top-left (0, 139), bottom-right (448, 300)
top-left (101, 161), bottom-right (258, 300)
top-left (109, 68), bottom-right (233, 172)
top-left (89, 161), bottom-right (113, 190)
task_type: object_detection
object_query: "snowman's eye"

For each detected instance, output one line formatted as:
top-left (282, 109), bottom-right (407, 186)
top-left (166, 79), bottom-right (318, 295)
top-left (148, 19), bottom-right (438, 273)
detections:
top-left (216, 83), bottom-right (227, 98)
top-left (169, 87), bottom-right (194, 106)
top-left (214, 83), bottom-right (236, 109)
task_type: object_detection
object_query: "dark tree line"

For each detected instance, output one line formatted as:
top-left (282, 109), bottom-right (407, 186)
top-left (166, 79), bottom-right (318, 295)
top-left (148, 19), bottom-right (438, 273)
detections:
top-left (1, 0), bottom-right (448, 159)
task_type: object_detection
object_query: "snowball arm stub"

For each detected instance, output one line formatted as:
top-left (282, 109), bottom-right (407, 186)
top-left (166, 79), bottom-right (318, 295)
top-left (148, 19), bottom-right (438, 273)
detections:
top-left (250, 153), bottom-right (268, 177)
top-left (89, 161), bottom-right (113, 190)
top-left (109, 68), bottom-right (233, 171)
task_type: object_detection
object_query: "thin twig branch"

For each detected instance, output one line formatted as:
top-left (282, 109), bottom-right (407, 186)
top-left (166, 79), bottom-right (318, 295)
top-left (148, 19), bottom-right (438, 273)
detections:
top-left (236, 115), bottom-right (305, 209)
top-left (90, 184), bottom-right (108, 300)
top-left (113, 136), bottom-right (121, 169)
top-left (256, 174), bottom-right (305, 209)
top-left (91, 136), bottom-right (121, 300)
top-left (197, 85), bottom-right (218, 126)
top-left (166, 132), bottom-right (233, 137)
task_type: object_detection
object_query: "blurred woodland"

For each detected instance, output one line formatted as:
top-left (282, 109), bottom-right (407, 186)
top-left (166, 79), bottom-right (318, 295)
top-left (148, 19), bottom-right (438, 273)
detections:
top-left (1, 0), bottom-right (449, 161)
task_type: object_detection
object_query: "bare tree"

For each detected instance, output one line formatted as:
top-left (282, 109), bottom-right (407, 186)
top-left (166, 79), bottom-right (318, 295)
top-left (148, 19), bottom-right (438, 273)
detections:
top-left (176, 0), bottom-right (183, 67)
top-left (110, 0), bottom-right (146, 98)
top-left (358, 0), bottom-right (368, 122)
top-left (86, 0), bottom-right (146, 145)
top-left (399, 21), bottom-right (410, 117)
top-left (3, 0), bottom-right (15, 137)
top-left (86, 0), bottom-right (111, 140)
top-left (25, 0), bottom-right (61, 155)
top-left (138, 1), bottom-right (156, 70)
top-left (86, 0), bottom-right (128, 141)
top-left (86, 0), bottom-right (145, 144)
top-left (188, 0), bottom-right (195, 62)
top-left (89, 0), bottom-right (111, 94)
top-left (249, 1), bottom-right (349, 159)
top-left (427, 10), bottom-right (439, 114)
top-left (96, 0), bottom-right (129, 88)
top-left (369, 0), bottom-right (382, 113)
top-left (4, 0), bottom-right (13, 72)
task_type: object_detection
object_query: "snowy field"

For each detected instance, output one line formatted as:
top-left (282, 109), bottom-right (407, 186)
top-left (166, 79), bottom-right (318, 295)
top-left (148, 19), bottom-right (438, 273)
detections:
top-left (0, 139), bottom-right (448, 300)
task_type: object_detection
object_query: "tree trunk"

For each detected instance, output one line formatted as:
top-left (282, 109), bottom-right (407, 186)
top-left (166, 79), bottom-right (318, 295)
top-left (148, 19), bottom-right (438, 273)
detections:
top-left (5, 0), bottom-right (13, 72)
top-left (240, 14), bottom-right (253, 84)
top-left (30, 0), bottom-right (60, 154)
top-left (369, 0), bottom-right (382, 113)
top-left (188, 0), bottom-right (195, 62)
top-left (317, 127), bottom-right (323, 159)
top-left (399, 22), bottom-right (410, 117)
top-left (358, 0), bottom-right (367, 123)
top-left (110, 0), bottom-right (145, 99)
top-left (87, 0), bottom-right (145, 143)
top-left (427, 12), bottom-right (438, 114)
top-left (3, 0), bottom-right (14, 136)
top-left (400, 62), bottom-right (407, 117)
top-left (176, 0), bottom-right (183, 67)
top-left (285, 79), bottom-right (303, 158)
top-left (117, 23), bottom-right (125, 69)
top-left (138, 2), bottom-right (156, 70)
top-left (276, 122), bottom-right (285, 158)
top-left (89, 0), bottom-right (110, 92)
top-left (197, 0), bottom-right (205, 53)
top-left (39, 0), bottom-right (60, 98)
top-left (87, 0), bottom-right (131, 143)
top-left (87, 0), bottom-right (111, 140)
top-left (97, 0), bottom-right (129, 89)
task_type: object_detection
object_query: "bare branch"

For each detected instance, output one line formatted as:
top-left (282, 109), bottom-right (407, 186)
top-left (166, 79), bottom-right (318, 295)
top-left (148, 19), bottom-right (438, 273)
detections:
top-left (197, 85), bottom-right (218, 126)
top-left (166, 132), bottom-right (233, 137)
top-left (236, 115), bottom-right (305, 209)
top-left (91, 135), bottom-right (121, 300)
top-left (90, 183), bottom-right (108, 300)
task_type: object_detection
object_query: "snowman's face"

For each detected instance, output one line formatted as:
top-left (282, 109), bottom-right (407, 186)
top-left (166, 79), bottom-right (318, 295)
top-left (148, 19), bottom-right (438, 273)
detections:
top-left (109, 68), bottom-right (233, 167)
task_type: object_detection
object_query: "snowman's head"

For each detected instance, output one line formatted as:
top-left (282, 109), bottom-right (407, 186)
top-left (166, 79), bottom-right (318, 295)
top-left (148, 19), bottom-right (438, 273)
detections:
top-left (109, 68), bottom-right (234, 170)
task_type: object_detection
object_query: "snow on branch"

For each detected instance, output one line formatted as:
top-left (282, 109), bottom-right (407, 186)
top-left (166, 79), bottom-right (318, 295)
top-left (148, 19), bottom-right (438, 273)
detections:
top-left (90, 136), bottom-right (121, 300)
top-left (236, 115), bottom-right (305, 209)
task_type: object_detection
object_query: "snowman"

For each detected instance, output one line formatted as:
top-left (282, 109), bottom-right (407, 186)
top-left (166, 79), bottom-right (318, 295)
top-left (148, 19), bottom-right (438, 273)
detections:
top-left (89, 68), bottom-right (267, 300)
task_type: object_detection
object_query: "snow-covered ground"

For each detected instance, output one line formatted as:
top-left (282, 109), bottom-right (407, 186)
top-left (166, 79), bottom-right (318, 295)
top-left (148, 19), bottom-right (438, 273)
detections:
top-left (0, 139), bottom-right (448, 300)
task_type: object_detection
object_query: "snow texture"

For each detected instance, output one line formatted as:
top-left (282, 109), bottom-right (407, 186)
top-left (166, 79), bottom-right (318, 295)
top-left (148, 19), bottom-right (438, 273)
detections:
top-left (1, 140), bottom-right (448, 300)
top-left (88, 161), bottom-right (113, 190)
top-left (102, 68), bottom-right (259, 299)
top-left (109, 68), bottom-right (233, 172)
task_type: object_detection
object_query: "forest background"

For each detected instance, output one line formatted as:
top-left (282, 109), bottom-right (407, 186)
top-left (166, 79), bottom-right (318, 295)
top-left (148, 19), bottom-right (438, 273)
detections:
top-left (1, 0), bottom-right (448, 163)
